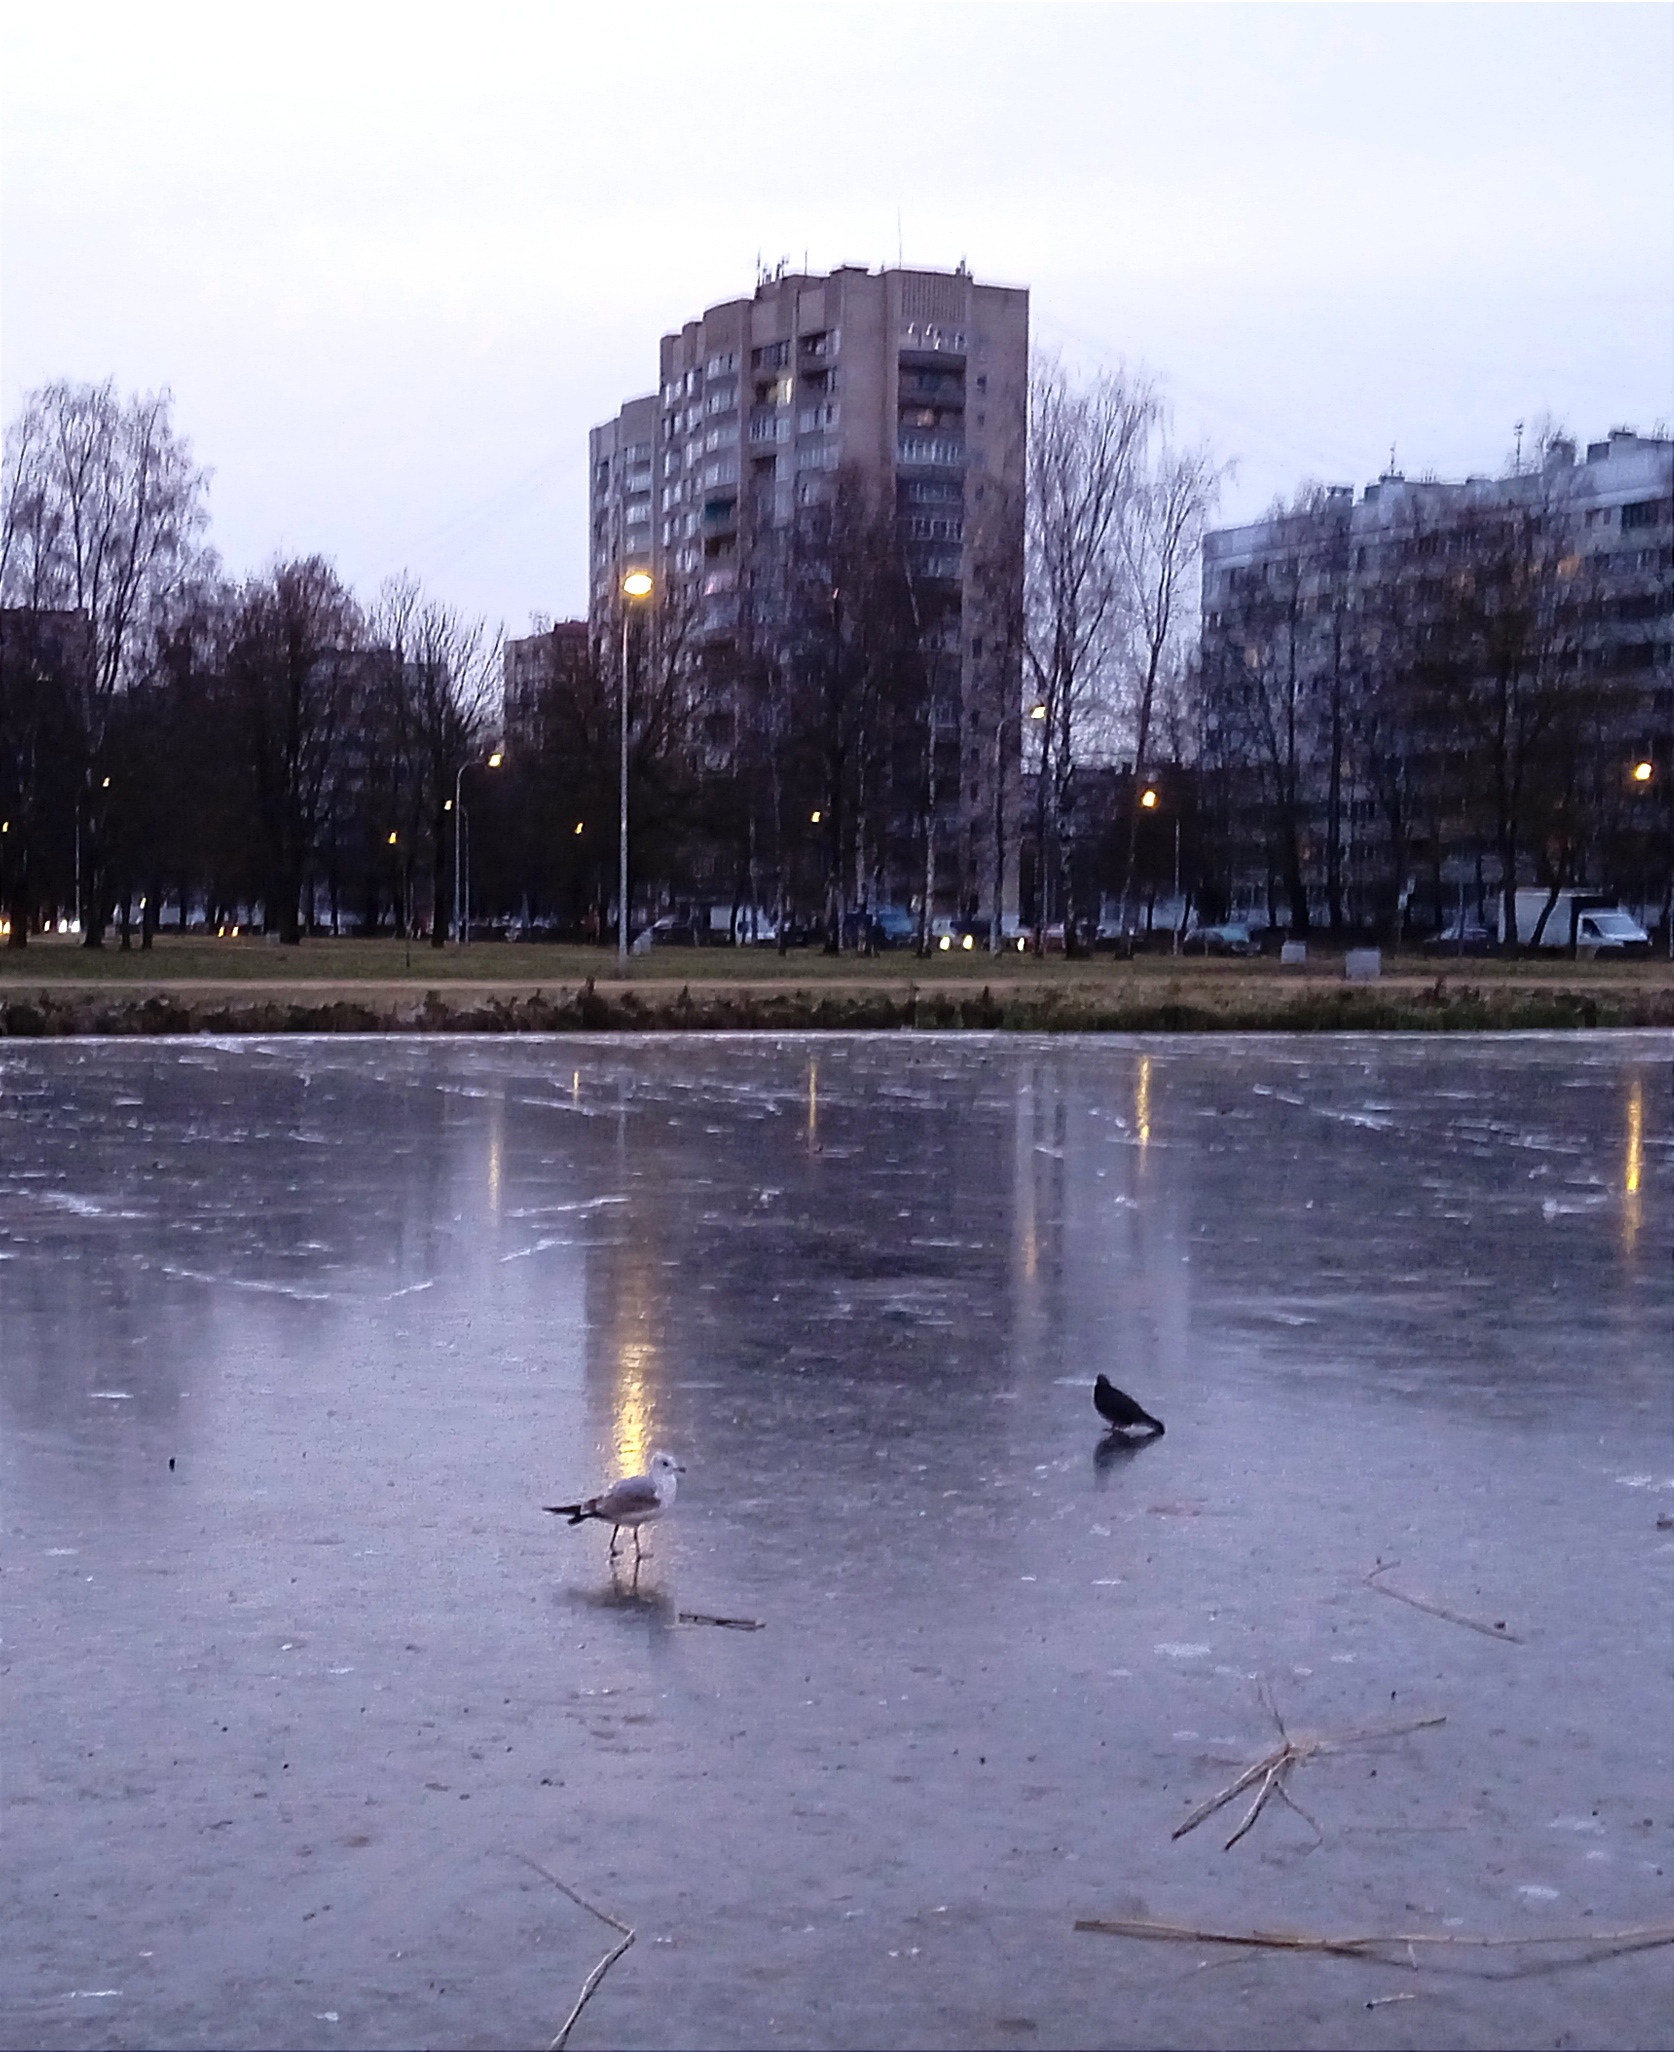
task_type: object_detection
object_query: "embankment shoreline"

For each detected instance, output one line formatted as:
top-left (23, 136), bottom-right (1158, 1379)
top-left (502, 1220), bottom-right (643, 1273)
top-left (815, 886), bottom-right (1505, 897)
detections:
top-left (3, 977), bottom-right (1671, 1036)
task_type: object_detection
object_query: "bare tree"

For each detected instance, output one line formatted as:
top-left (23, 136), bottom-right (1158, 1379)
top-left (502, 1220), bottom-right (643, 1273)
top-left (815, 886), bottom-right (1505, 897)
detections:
top-left (227, 558), bottom-right (362, 945)
top-left (0, 381), bottom-right (211, 942)
top-left (1115, 436), bottom-right (1223, 932)
top-left (371, 576), bottom-right (500, 943)
top-left (1024, 363), bottom-right (1153, 947)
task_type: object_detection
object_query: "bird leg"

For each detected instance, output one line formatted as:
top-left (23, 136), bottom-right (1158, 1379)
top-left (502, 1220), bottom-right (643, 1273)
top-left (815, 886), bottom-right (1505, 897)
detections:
top-left (608, 1525), bottom-right (621, 1558)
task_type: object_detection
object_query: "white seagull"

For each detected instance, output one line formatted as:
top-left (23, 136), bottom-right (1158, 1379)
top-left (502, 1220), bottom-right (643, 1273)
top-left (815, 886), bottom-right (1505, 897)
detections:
top-left (544, 1450), bottom-right (685, 1560)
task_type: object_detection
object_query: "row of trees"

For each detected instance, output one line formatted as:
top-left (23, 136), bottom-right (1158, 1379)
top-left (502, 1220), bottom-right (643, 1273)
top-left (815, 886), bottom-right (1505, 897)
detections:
top-left (8, 377), bottom-right (1660, 955)
top-left (2, 381), bottom-right (498, 948)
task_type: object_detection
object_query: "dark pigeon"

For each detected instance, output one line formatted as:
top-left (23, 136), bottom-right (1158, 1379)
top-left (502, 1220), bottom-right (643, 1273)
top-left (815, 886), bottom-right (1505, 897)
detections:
top-left (1094, 1374), bottom-right (1164, 1435)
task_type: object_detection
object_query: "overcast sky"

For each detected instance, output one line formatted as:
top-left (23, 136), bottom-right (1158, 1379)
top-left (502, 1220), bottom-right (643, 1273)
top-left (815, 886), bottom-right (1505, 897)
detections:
top-left (4, 2), bottom-right (1670, 635)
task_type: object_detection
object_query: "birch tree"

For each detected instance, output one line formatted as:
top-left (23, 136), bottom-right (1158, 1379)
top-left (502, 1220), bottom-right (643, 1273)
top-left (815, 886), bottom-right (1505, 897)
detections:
top-left (1, 380), bottom-right (211, 941)
top-left (1024, 364), bottom-right (1152, 947)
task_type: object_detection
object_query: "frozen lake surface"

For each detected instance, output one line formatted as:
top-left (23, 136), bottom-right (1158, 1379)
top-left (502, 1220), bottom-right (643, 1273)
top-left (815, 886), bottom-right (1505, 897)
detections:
top-left (2, 1033), bottom-right (1670, 2051)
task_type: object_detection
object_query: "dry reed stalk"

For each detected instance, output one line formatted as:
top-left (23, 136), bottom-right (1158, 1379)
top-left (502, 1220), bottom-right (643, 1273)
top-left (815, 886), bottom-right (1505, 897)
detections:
top-left (513, 1855), bottom-right (637, 2052)
top-left (1172, 1686), bottom-right (1444, 1851)
top-left (1366, 1561), bottom-right (1522, 1641)
top-left (1075, 1916), bottom-right (1674, 1965)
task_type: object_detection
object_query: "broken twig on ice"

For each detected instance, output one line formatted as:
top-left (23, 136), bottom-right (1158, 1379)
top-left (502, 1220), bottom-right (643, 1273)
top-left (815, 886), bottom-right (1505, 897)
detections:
top-left (513, 1855), bottom-right (636, 2052)
top-left (1172, 1685), bottom-right (1445, 1851)
top-left (1074, 1916), bottom-right (1674, 1970)
top-left (1365, 1560), bottom-right (1522, 1641)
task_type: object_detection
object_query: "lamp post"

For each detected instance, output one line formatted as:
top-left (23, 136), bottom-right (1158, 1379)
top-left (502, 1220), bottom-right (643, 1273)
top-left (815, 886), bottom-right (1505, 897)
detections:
top-left (1138, 784), bottom-right (1183, 950)
top-left (452, 750), bottom-right (503, 945)
top-left (619, 569), bottom-right (653, 962)
top-left (1631, 756), bottom-right (1670, 958)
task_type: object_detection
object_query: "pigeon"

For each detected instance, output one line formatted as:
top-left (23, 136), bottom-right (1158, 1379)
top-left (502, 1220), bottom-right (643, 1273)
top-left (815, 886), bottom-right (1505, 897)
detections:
top-left (1093, 1375), bottom-right (1164, 1436)
top-left (545, 1450), bottom-right (685, 1559)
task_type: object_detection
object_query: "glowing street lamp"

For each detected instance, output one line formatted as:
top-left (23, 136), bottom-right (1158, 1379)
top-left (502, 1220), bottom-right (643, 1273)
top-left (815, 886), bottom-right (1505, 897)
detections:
top-left (1140, 787), bottom-right (1159, 811)
top-left (1632, 759), bottom-right (1654, 784)
top-left (620, 570), bottom-right (654, 961)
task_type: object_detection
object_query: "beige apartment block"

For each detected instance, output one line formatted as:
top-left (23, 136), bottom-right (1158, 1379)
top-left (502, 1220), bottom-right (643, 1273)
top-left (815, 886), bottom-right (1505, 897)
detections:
top-left (589, 262), bottom-right (1029, 927)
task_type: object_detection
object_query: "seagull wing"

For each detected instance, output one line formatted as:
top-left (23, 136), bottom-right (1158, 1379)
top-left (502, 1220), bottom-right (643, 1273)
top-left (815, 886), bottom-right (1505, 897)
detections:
top-left (592, 1474), bottom-right (662, 1519)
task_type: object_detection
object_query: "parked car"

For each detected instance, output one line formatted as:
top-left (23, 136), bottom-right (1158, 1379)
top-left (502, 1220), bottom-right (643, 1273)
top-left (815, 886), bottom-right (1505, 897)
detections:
top-left (1180, 921), bottom-right (1258, 956)
top-left (1422, 919), bottom-right (1495, 956)
top-left (871, 904), bottom-right (918, 949)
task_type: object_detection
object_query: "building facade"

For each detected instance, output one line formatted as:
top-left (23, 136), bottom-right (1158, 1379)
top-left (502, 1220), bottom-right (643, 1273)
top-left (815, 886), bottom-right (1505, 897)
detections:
top-left (1198, 430), bottom-right (1674, 936)
top-left (587, 396), bottom-right (657, 627)
top-left (503, 618), bottom-right (589, 756)
top-left (588, 262), bottom-right (1029, 930)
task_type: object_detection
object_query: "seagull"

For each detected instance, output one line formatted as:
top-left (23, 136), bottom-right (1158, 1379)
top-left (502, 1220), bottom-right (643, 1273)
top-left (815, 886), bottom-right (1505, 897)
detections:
top-left (1094, 1375), bottom-right (1164, 1436)
top-left (544, 1450), bottom-right (685, 1560)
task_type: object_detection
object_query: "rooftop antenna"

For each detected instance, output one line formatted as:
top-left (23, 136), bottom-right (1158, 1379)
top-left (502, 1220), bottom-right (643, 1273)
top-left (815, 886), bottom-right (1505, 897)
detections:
top-left (1513, 419), bottom-right (1524, 471)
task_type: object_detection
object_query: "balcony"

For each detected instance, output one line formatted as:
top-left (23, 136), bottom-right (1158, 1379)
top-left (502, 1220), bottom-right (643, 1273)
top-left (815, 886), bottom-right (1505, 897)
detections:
top-left (897, 436), bottom-right (966, 468)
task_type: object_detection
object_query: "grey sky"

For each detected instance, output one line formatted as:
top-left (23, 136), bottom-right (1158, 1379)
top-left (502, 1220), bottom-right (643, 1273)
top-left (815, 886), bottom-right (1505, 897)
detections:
top-left (5, 2), bottom-right (1670, 635)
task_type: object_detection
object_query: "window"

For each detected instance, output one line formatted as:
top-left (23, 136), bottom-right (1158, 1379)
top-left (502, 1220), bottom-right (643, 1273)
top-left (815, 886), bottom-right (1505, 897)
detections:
top-left (795, 444), bottom-right (839, 471)
top-left (900, 479), bottom-right (962, 505)
top-left (706, 352), bottom-right (737, 377)
top-left (706, 384), bottom-right (738, 416)
top-left (703, 458), bottom-right (739, 488)
top-left (751, 340), bottom-right (790, 370)
top-left (1622, 499), bottom-right (1667, 530)
top-left (798, 402), bottom-right (839, 433)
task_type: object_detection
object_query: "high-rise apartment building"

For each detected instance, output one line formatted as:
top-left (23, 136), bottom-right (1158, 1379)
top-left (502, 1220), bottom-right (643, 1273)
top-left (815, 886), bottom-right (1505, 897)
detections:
top-left (589, 262), bottom-right (1028, 929)
top-left (587, 395), bottom-right (657, 625)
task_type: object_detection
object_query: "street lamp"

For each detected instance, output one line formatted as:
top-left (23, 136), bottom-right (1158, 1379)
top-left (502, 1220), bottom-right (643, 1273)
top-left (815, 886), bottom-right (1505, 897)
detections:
top-left (453, 749), bottom-right (504, 945)
top-left (1632, 759), bottom-right (1654, 785)
top-left (619, 569), bottom-right (653, 962)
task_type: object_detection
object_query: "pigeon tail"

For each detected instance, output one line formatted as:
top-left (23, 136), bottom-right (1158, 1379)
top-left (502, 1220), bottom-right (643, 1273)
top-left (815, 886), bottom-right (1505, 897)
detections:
top-left (543, 1503), bottom-right (592, 1524)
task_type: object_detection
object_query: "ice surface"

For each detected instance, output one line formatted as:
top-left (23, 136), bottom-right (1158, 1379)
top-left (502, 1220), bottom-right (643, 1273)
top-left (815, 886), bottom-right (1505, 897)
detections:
top-left (0, 1033), bottom-right (1669, 2050)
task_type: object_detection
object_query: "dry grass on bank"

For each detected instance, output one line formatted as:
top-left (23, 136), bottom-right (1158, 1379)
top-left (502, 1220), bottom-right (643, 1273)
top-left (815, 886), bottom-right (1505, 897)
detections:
top-left (2, 930), bottom-right (1671, 996)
